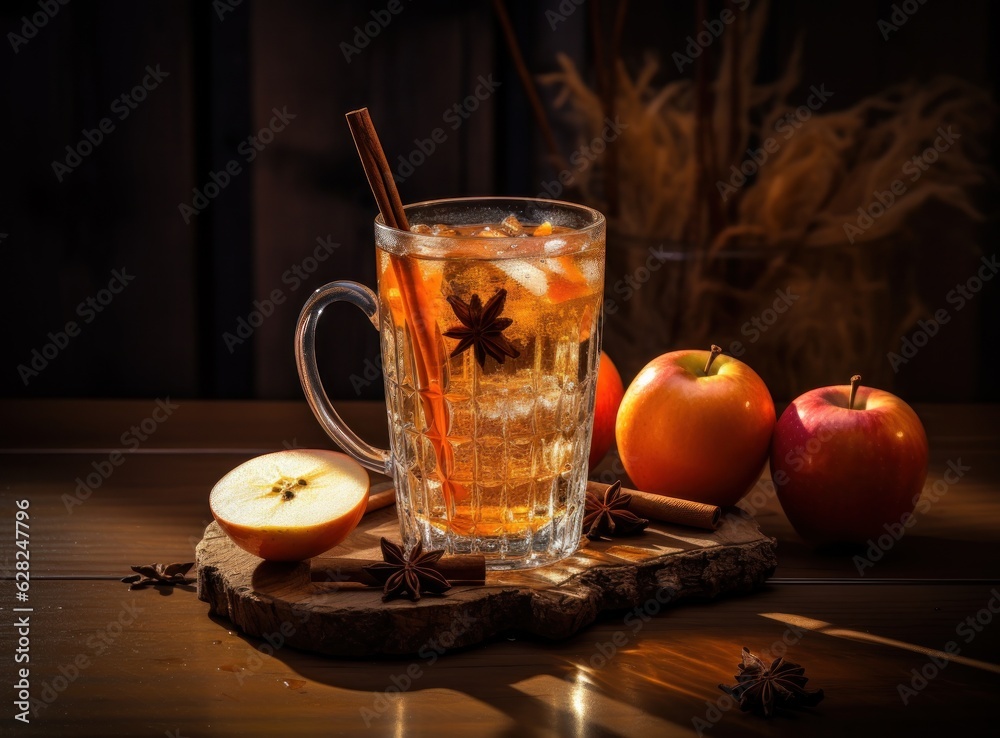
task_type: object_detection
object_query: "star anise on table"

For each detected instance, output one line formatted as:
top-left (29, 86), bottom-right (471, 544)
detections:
top-left (443, 289), bottom-right (521, 369)
top-left (362, 538), bottom-right (452, 602)
top-left (718, 647), bottom-right (825, 717)
top-left (121, 562), bottom-right (195, 590)
top-left (583, 480), bottom-right (649, 540)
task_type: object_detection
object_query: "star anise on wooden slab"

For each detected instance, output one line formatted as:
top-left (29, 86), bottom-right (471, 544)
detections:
top-left (362, 538), bottom-right (452, 602)
top-left (718, 647), bottom-right (825, 717)
top-left (121, 562), bottom-right (195, 590)
top-left (443, 289), bottom-right (521, 368)
top-left (583, 480), bottom-right (649, 540)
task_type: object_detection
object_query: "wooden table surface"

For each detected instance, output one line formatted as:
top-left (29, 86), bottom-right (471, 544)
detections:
top-left (1, 399), bottom-right (998, 737)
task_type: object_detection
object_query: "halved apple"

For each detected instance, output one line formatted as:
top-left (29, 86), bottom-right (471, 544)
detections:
top-left (209, 449), bottom-right (370, 562)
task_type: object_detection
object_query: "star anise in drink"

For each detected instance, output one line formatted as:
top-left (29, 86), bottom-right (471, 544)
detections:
top-left (718, 647), bottom-right (825, 717)
top-left (444, 289), bottom-right (521, 368)
top-left (583, 480), bottom-right (649, 540)
top-left (362, 538), bottom-right (452, 602)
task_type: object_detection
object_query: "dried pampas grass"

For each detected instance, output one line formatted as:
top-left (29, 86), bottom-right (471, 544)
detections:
top-left (538, 1), bottom-right (994, 394)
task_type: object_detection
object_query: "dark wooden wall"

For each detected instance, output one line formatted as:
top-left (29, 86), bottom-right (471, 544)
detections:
top-left (248, 1), bottom-right (500, 400)
top-left (2, 2), bottom-right (200, 398)
top-left (1, 0), bottom-right (996, 402)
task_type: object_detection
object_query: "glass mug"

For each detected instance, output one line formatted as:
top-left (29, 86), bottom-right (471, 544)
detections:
top-left (295, 197), bottom-right (605, 570)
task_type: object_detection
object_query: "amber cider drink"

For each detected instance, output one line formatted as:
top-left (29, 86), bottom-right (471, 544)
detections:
top-left (377, 199), bottom-right (605, 570)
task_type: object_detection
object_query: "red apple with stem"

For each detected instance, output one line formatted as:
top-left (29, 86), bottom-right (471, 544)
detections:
top-left (615, 345), bottom-right (776, 506)
top-left (770, 375), bottom-right (929, 545)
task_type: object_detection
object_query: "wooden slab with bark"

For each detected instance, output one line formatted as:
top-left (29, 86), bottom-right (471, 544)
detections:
top-left (197, 501), bottom-right (777, 657)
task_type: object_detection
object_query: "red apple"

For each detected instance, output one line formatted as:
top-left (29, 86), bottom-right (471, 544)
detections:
top-left (770, 375), bottom-right (929, 545)
top-left (589, 351), bottom-right (625, 470)
top-left (615, 346), bottom-right (776, 506)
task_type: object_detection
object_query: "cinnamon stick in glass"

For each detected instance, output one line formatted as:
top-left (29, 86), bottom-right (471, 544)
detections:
top-left (586, 481), bottom-right (721, 531)
top-left (345, 108), bottom-right (464, 505)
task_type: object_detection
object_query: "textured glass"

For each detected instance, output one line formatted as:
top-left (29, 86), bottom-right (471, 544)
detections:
top-left (379, 199), bottom-right (605, 570)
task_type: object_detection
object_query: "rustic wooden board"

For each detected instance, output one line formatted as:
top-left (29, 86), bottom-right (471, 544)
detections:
top-left (197, 501), bottom-right (777, 657)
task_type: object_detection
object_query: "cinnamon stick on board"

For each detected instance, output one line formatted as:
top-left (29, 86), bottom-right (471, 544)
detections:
top-left (586, 481), bottom-right (721, 531)
top-left (363, 485), bottom-right (396, 515)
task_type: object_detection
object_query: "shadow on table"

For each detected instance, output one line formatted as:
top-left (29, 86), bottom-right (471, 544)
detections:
top-left (207, 574), bottom-right (1000, 738)
top-left (208, 609), bottom-right (632, 737)
top-left (207, 599), bottom-right (833, 738)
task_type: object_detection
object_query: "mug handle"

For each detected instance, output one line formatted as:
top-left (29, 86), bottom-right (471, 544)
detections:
top-left (294, 281), bottom-right (391, 476)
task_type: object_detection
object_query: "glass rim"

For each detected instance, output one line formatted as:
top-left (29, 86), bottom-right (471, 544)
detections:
top-left (374, 196), bottom-right (606, 241)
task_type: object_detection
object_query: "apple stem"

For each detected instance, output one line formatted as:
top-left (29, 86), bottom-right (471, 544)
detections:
top-left (849, 374), bottom-right (862, 410)
top-left (704, 345), bottom-right (723, 375)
